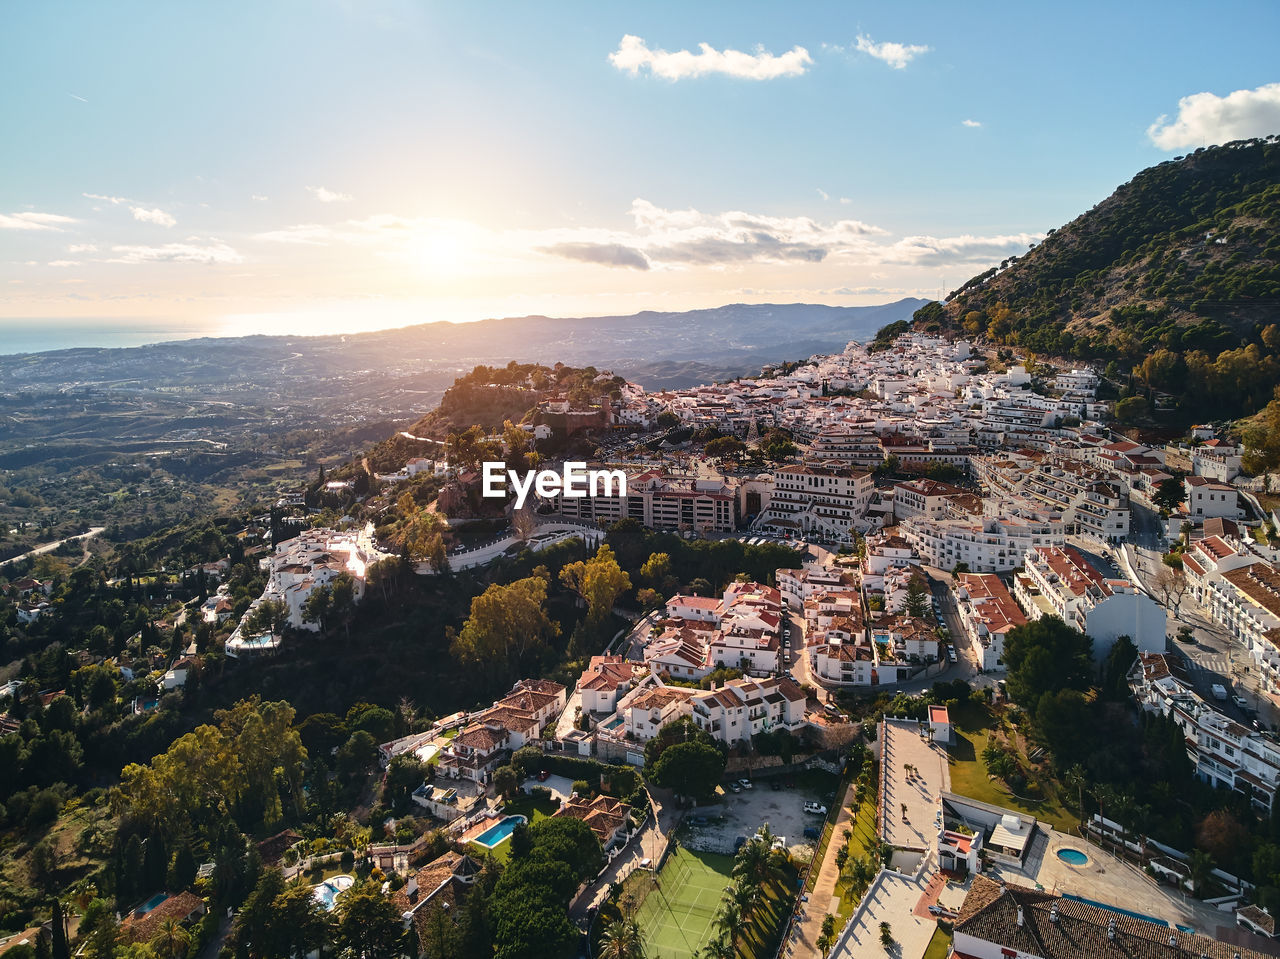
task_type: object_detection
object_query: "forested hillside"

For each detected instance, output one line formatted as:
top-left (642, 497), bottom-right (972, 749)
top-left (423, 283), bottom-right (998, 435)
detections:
top-left (914, 136), bottom-right (1280, 426)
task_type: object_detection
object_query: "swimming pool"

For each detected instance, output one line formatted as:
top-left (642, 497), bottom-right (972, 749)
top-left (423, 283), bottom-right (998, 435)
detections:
top-left (312, 874), bottom-right (354, 911)
top-left (1056, 848), bottom-right (1089, 866)
top-left (471, 815), bottom-right (527, 849)
top-left (136, 893), bottom-right (169, 915)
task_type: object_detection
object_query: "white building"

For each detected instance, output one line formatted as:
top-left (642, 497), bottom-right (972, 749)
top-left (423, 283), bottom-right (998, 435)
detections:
top-left (550, 469), bottom-right (737, 533)
top-left (689, 676), bottom-right (807, 747)
top-left (1130, 652), bottom-right (1280, 812)
top-left (1185, 475), bottom-right (1243, 521)
top-left (955, 573), bottom-right (1027, 671)
top-left (901, 514), bottom-right (1064, 573)
top-left (757, 462), bottom-right (874, 542)
top-left (1014, 545), bottom-right (1165, 660)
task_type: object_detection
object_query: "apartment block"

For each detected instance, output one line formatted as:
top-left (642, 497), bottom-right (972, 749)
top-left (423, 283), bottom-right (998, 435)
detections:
top-left (1014, 545), bottom-right (1164, 659)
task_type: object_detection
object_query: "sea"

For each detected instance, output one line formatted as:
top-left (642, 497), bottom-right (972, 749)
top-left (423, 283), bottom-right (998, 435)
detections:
top-left (0, 318), bottom-right (215, 356)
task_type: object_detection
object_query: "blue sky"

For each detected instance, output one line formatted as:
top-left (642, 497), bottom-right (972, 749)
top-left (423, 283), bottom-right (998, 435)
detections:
top-left (2, 0), bottom-right (1278, 336)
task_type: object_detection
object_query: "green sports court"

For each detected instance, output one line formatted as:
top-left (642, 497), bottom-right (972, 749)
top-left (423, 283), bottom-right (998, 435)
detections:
top-left (636, 845), bottom-right (735, 959)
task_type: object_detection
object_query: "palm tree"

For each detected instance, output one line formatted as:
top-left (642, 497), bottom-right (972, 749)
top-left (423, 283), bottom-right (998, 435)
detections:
top-left (599, 917), bottom-right (647, 959)
top-left (850, 856), bottom-right (875, 898)
top-left (715, 898), bottom-right (742, 949)
top-left (1092, 783), bottom-right (1117, 826)
top-left (1064, 764), bottom-right (1087, 817)
top-left (1189, 849), bottom-right (1215, 897)
top-left (698, 935), bottom-right (734, 959)
top-left (730, 878), bottom-right (762, 926)
top-left (149, 918), bottom-right (192, 959)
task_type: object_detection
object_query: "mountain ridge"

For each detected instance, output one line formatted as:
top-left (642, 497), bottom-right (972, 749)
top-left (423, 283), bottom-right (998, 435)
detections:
top-left (913, 136), bottom-right (1280, 421)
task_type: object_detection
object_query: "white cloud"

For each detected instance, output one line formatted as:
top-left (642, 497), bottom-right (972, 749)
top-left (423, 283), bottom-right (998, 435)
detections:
top-left (817, 188), bottom-right (829, 201)
top-left (538, 198), bottom-right (887, 270)
top-left (251, 194), bottom-right (270, 202)
top-left (107, 241), bottom-right (242, 265)
top-left (1147, 82), bottom-right (1280, 150)
top-left (609, 34), bottom-right (812, 81)
top-left (83, 192), bottom-right (128, 204)
top-left (131, 206), bottom-right (177, 227)
top-left (962, 119), bottom-right (982, 128)
top-left (854, 33), bottom-right (930, 70)
top-left (882, 233), bottom-right (1042, 265)
top-left (541, 243), bottom-right (652, 271)
top-left (0, 211), bottom-right (78, 231)
top-left (839, 197), bottom-right (851, 205)
top-left (308, 186), bottom-right (353, 203)
top-left (47, 260), bottom-right (80, 267)
top-left (68, 244), bottom-right (98, 253)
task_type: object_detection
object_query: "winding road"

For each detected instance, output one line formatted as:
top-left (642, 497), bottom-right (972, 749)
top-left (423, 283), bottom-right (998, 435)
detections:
top-left (0, 527), bottom-right (105, 568)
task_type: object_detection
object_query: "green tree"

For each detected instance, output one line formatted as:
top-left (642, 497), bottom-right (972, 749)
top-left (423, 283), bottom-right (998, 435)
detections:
top-left (449, 572), bottom-right (560, 689)
top-left (1188, 848), bottom-right (1215, 896)
top-left (493, 764), bottom-right (519, 800)
top-left (148, 918), bottom-right (191, 959)
top-left (904, 574), bottom-right (930, 619)
top-left (598, 917), bottom-right (646, 959)
top-left (1002, 617), bottom-right (1092, 709)
top-left (168, 844), bottom-right (197, 892)
top-left (704, 436), bottom-right (746, 461)
top-left (1115, 395), bottom-right (1148, 424)
top-left (1153, 477), bottom-right (1185, 512)
top-left (648, 741), bottom-right (726, 800)
top-left (273, 883), bottom-right (330, 959)
top-left (559, 544), bottom-right (632, 626)
top-left (334, 882), bottom-right (408, 958)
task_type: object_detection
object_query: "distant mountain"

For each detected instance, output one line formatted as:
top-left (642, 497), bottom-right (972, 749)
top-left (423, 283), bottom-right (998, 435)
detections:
top-left (915, 136), bottom-right (1280, 420)
top-left (0, 299), bottom-right (927, 396)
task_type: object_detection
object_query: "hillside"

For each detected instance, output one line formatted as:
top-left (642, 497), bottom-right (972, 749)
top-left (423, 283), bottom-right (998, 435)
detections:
top-left (917, 136), bottom-right (1280, 420)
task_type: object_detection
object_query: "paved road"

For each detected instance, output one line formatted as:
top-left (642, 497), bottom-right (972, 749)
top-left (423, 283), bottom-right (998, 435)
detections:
top-left (569, 789), bottom-right (677, 923)
top-left (790, 775), bottom-right (859, 959)
top-left (0, 526), bottom-right (105, 568)
top-left (1109, 508), bottom-right (1280, 730)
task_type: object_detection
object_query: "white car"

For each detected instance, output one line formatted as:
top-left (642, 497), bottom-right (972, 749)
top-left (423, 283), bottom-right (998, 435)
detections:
top-left (738, 778), bottom-right (753, 789)
top-left (804, 802), bottom-right (827, 816)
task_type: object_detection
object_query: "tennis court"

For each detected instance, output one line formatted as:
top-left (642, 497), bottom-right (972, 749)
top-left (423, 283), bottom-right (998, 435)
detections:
top-left (636, 845), bottom-right (735, 959)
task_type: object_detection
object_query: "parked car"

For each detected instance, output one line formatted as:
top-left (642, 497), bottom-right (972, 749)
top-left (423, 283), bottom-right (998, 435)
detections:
top-left (804, 801), bottom-right (827, 815)
top-left (803, 826), bottom-right (820, 840)
top-left (730, 782), bottom-right (742, 793)
top-left (738, 778), bottom-right (753, 789)
top-left (1233, 695), bottom-right (1249, 710)
top-left (537, 769), bottom-right (551, 782)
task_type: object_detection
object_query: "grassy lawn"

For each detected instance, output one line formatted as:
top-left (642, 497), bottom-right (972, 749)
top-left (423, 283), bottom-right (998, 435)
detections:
top-left (831, 791), bottom-right (879, 920)
top-left (946, 701), bottom-right (1077, 832)
top-left (922, 927), bottom-right (953, 959)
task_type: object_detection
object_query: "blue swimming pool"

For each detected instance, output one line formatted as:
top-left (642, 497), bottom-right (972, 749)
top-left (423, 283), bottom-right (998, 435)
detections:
top-left (312, 875), bottom-right (354, 912)
top-left (1056, 848), bottom-right (1090, 866)
top-left (136, 893), bottom-right (169, 915)
top-left (472, 815), bottom-right (527, 849)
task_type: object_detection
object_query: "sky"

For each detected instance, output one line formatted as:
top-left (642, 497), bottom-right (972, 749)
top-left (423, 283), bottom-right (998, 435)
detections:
top-left (2, 0), bottom-right (1279, 339)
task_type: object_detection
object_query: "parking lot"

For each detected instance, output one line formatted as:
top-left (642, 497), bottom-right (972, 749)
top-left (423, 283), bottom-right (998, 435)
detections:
top-left (683, 770), bottom-right (841, 856)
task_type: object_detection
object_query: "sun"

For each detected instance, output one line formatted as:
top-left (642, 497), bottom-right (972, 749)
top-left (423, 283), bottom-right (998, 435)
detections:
top-left (409, 226), bottom-right (471, 278)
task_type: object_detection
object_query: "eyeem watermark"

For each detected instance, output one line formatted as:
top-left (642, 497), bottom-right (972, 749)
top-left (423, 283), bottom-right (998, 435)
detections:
top-left (482, 461), bottom-right (627, 510)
